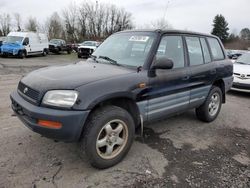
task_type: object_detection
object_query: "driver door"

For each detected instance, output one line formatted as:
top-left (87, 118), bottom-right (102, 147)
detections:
top-left (147, 35), bottom-right (190, 121)
top-left (23, 37), bottom-right (31, 53)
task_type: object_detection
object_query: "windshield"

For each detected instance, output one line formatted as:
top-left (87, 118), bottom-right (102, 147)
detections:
top-left (92, 32), bottom-right (156, 67)
top-left (236, 53), bottom-right (250, 65)
top-left (6, 36), bottom-right (24, 44)
top-left (50, 39), bottom-right (61, 44)
top-left (82, 41), bottom-right (96, 46)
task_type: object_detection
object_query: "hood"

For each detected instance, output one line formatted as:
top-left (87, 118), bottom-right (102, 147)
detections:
top-left (233, 63), bottom-right (250, 74)
top-left (1, 42), bottom-right (22, 50)
top-left (21, 61), bottom-right (134, 92)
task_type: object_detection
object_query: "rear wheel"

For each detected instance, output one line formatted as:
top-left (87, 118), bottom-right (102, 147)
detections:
top-left (81, 105), bottom-right (135, 169)
top-left (42, 49), bottom-right (47, 56)
top-left (196, 86), bottom-right (222, 122)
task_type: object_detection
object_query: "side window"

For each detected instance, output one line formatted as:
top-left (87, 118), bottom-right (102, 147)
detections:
top-left (186, 37), bottom-right (203, 66)
top-left (207, 38), bottom-right (225, 60)
top-left (23, 37), bottom-right (29, 45)
top-left (156, 36), bottom-right (185, 68)
top-left (200, 38), bottom-right (211, 63)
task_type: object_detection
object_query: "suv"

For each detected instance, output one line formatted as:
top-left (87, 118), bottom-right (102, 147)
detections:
top-left (10, 30), bottom-right (233, 169)
top-left (49, 39), bottom-right (72, 54)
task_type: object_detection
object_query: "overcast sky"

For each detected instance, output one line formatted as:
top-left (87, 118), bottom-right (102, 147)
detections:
top-left (0, 0), bottom-right (249, 34)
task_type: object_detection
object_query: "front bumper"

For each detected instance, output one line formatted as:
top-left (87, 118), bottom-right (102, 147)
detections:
top-left (78, 48), bottom-right (93, 57)
top-left (10, 91), bottom-right (90, 142)
top-left (231, 77), bottom-right (250, 93)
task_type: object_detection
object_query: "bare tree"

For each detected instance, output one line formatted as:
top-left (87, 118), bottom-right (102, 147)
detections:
top-left (14, 13), bottom-right (22, 31)
top-left (0, 13), bottom-right (11, 36)
top-left (77, 1), bottom-right (133, 40)
top-left (62, 2), bottom-right (78, 42)
top-left (25, 17), bottom-right (38, 32)
top-left (150, 18), bottom-right (172, 30)
top-left (46, 12), bottom-right (64, 39)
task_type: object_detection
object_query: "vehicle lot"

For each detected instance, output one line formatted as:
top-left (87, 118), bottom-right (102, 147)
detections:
top-left (0, 55), bottom-right (250, 187)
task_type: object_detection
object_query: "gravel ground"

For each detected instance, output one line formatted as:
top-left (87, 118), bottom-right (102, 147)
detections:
top-left (0, 55), bottom-right (249, 188)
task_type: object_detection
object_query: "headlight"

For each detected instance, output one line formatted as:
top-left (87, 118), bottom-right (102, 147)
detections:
top-left (42, 90), bottom-right (78, 108)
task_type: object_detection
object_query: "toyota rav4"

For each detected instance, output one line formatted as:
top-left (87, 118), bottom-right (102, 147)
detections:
top-left (10, 30), bottom-right (233, 169)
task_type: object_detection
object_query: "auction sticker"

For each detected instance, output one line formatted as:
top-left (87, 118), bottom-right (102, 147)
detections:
top-left (129, 36), bottom-right (149, 42)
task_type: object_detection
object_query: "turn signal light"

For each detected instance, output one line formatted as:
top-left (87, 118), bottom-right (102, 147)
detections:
top-left (38, 120), bottom-right (62, 129)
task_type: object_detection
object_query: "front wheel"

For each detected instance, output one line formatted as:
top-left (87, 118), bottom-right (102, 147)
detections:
top-left (81, 106), bottom-right (135, 169)
top-left (18, 50), bottom-right (26, 59)
top-left (196, 86), bottom-right (222, 122)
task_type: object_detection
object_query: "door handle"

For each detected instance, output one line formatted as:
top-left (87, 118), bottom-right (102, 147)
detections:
top-left (210, 70), bottom-right (216, 74)
top-left (182, 76), bottom-right (190, 80)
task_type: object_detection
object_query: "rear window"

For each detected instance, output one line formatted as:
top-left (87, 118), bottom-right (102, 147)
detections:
top-left (207, 38), bottom-right (225, 60)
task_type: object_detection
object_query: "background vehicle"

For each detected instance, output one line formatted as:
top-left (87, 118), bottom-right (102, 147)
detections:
top-left (10, 30), bottom-right (233, 169)
top-left (49, 39), bottom-right (72, 54)
top-left (0, 36), bottom-right (6, 53)
top-left (0, 32), bottom-right (48, 58)
top-left (78, 41), bottom-right (100, 58)
top-left (231, 52), bottom-right (250, 92)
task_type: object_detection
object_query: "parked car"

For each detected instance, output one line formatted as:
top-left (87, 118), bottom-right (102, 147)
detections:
top-left (0, 36), bottom-right (6, 53)
top-left (10, 30), bottom-right (233, 169)
top-left (49, 39), bottom-right (72, 54)
top-left (231, 52), bottom-right (250, 92)
top-left (78, 41), bottom-right (100, 58)
top-left (1, 32), bottom-right (48, 58)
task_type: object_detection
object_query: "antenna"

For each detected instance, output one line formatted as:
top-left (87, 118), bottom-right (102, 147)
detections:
top-left (163, 1), bottom-right (170, 19)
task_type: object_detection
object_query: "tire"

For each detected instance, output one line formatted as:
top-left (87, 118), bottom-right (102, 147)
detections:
top-left (81, 105), bottom-right (135, 169)
top-left (78, 54), bottom-right (81, 58)
top-left (42, 49), bottom-right (47, 56)
top-left (18, 50), bottom-right (26, 59)
top-left (67, 50), bottom-right (71, 54)
top-left (196, 86), bottom-right (222, 122)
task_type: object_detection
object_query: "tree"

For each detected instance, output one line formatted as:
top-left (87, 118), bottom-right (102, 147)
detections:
top-left (211, 14), bottom-right (229, 43)
top-left (46, 12), bottom-right (64, 39)
top-left (0, 13), bottom-right (11, 36)
top-left (63, 2), bottom-right (79, 42)
top-left (25, 17), bottom-right (38, 32)
top-left (240, 28), bottom-right (250, 41)
top-left (14, 13), bottom-right (22, 31)
top-left (150, 18), bottom-right (172, 30)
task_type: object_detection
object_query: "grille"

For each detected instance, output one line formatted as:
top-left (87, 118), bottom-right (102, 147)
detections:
top-left (18, 82), bottom-right (40, 103)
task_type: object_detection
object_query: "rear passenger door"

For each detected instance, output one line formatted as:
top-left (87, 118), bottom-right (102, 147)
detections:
top-left (147, 35), bottom-right (190, 121)
top-left (185, 36), bottom-right (216, 108)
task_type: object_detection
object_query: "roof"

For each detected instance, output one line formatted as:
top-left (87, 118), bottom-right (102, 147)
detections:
top-left (118, 29), bottom-right (217, 38)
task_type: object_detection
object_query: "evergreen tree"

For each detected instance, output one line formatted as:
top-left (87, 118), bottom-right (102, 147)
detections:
top-left (211, 14), bottom-right (229, 43)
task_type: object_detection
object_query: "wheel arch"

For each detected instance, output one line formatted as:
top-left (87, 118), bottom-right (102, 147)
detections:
top-left (213, 79), bottom-right (225, 103)
top-left (84, 93), bottom-right (141, 128)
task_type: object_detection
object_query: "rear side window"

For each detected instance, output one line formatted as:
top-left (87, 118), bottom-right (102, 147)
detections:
top-left (207, 38), bottom-right (224, 60)
top-left (156, 36), bottom-right (185, 68)
top-left (186, 37), bottom-right (203, 66)
top-left (200, 38), bottom-right (211, 63)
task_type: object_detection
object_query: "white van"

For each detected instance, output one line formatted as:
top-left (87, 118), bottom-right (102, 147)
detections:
top-left (1, 32), bottom-right (49, 58)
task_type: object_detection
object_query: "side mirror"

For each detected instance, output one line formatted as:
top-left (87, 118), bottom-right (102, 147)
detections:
top-left (152, 57), bottom-right (174, 70)
top-left (149, 57), bottom-right (174, 77)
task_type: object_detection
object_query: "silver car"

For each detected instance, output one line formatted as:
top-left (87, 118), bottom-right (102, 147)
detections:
top-left (232, 53), bottom-right (250, 92)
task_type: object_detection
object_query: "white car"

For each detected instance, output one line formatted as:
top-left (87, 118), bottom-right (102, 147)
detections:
top-left (231, 53), bottom-right (250, 92)
top-left (77, 41), bottom-right (100, 58)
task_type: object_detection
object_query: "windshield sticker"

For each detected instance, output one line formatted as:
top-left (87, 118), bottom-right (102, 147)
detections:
top-left (129, 36), bottom-right (149, 42)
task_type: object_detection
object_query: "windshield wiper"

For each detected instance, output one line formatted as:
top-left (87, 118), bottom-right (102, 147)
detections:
top-left (89, 54), bottom-right (99, 63)
top-left (98, 55), bottom-right (120, 66)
